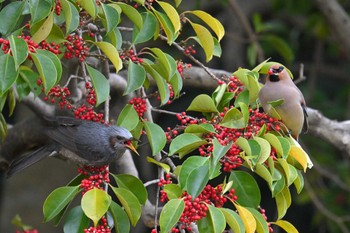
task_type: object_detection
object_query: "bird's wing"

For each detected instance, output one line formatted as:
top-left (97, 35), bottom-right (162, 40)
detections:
top-left (47, 124), bottom-right (80, 153)
top-left (301, 103), bottom-right (308, 133)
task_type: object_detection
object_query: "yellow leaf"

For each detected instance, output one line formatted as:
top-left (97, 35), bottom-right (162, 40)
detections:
top-left (288, 136), bottom-right (313, 169)
top-left (31, 11), bottom-right (54, 43)
top-left (271, 220), bottom-right (299, 233)
top-left (234, 203), bottom-right (256, 233)
top-left (157, 1), bottom-right (181, 33)
top-left (189, 22), bottom-right (214, 62)
top-left (94, 41), bottom-right (122, 73)
top-left (188, 10), bottom-right (225, 41)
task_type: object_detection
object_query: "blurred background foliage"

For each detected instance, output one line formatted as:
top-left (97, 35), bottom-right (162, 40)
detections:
top-left (1, 0), bottom-right (349, 232)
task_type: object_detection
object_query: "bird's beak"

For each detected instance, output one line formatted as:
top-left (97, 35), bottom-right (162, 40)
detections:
top-left (126, 142), bottom-right (140, 156)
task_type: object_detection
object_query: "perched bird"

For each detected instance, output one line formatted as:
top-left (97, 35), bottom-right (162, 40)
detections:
top-left (258, 64), bottom-right (308, 140)
top-left (7, 117), bottom-right (138, 177)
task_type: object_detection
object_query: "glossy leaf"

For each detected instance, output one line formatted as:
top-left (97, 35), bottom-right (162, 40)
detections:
top-left (229, 170), bottom-right (261, 208)
top-left (9, 36), bottom-right (28, 69)
top-left (109, 201), bottom-right (130, 233)
top-left (198, 205), bottom-right (226, 233)
top-left (271, 220), bottom-right (299, 233)
top-left (149, 48), bottom-right (177, 81)
top-left (163, 184), bottom-right (182, 199)
top-left (220, 208), bottom-right (245, 233)
top-left (247, 208), bottom-right (269, 233)
top-left (116, 104), bottom-right (139, 131)
top-left (293, 170), bottom-right (304, 194)
top-left (169, 133), bottom-right (207, 158)
top-left (77, 0), bottom-right (98, 19)
top-left (185, 123), bottom-right (215, 135)
top-left (186, 163), bottom-right (209, 199)
top-left (189, 21), bottom-right (214, 62)
top-left (61, 0), bottom-right (79, 34)
top-left (146, 156), bottom-right (170, 173)
top-left (179, 156), bottom-right (209, 189)
top-left (132, 12), bottom-right (157, 44)
top-left (115, 2), bottom-right (143, 30)
top-left (157, 1), bottom-right (181, 33)
top-left (143, 121), bottom-right (166, 156)
top-left (153, 9), bottom-right (176, 44)
top-left (264, 133), bottom-right (291, 158)
top-left (289, 145), bottom-right (308, 172)
top-left (63, 206), bottom-right (89, 233)
top-left (43, 186), bottom-right (80, 222)
top-left (85, 64), bottom-right (110, 106)
top-left (18, 67), bottom-right (41, 96)
top-left (100, 3), bottom-right (119, 34)
top-left (0, 1), bottom-right (25, 36)
top-left (159, 199), bottom-right (185, 233)
top-left (81, 188), bottom-right (111, 227)
top-left (36, 49), bottom-right (62, 83)
top-left (46, 24), bottom-right (65, 44)
top-left (124, 61), bottom-right (146, 95)
top-left (220, 107), bottom-right (246, 129)
top-left (110, 187), bottom-right (142, 226)
top-left (234, 203), bottom-right (257, 233)
top-left (187, 94), bottom-right (218, 113)
top-left (277, 158), bottom-right (297, 186)
top-left (210, 139), bottom-right (232, 179)
top-left (0, 54), bottom-right (18, 95)
top-left (188, 10), bottom-right (225, 41)
top-left (169, 70), bottom-right (183, 97)
top-left (31, 52), bottom-right (57, 94)
top-left (255, 164), bottom-right (273, 189)
top-left (254, 136), bottom-right (271, 164)
top-left (111, 173), bottom-right (148, 205)
top-left (29, 0), bottom-right (51, 24)
top-left (275, 187), bottom-right (291, 219)
top-left (31, 11), bottom-right (54, 44)
top-left (94, 41), bottom-right (122, 72)
top-left (288, 136), bottom-right (313, 168)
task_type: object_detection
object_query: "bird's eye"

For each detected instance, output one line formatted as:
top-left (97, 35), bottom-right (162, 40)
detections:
top-left (116, 135), bottom-right (124, 140)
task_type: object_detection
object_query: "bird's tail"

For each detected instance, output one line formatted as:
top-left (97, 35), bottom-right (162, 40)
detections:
top-left (7, 146), bottom-right (56, 178)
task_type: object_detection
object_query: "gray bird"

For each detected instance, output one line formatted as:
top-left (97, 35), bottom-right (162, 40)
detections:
top-left (7, 117), bottom-right (138, 177)
top-left (258, 64), bottom-right (308, 140)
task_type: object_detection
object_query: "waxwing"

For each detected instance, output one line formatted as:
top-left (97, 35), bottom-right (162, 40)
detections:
top-left (258, 64), bottom-right (308, 140)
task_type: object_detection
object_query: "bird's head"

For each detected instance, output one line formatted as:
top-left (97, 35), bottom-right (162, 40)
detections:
top-left (109, 127), bottom-right (139, 156)
top-left (267, 65), bottom-right (285, 82)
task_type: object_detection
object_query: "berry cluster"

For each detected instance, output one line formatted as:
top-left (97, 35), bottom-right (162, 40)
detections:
top-left (129, 97), bottom-right (147, 117)
top-left (156, 84), bottom-right (175, 105)
top-left (176, 61), bottom-right (192, 76)
top-left (15, 230), bottom-right (38, 233)
top-left (84, 216), bottom-right (110, 233)
top-left (259, 207), bottom-right (273, 232)
top-left (78, 165), bottom-right (110, 195)
top-left (0, 35), bottom-right (61, 55)
top-left (160, 184), bottom-right (237, 231)
top-left (63, 35), bottom-right (88, 62)
top-left (54, 0), bottom-right (62, 15)
top-left (158, 174), bottom-right (172, 202)
top-left (175, 112), bottom-right (198, 125)
top-left (184, 45), bottom-right (196, 55)
top-left (120, 49), bottom-right (143, 64)
top-left (42, 84), bottom-right (71, 109)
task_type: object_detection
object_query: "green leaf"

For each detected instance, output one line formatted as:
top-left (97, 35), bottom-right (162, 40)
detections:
top-left (100, 3), bottom-right (119, 34)
top-left (187, 10), bottom-right (225, 41)
top-left (153, 9), bottom-right (176, 44)
top-left (9, 35), bottom-right (28, 69)
top-left (61, 0), bottom-right (79, 34)
top-left (111, 173), bottom-right (148, 205)
top-left (0, 1), bottom-right (25, 36)
top-left (77, 0), bottom-right (98, 19)
top-left (220, 107), bottom-right (246, 129)
top-left (146, 156), bottom-right (171, 173)
top-left (234, 203), bottom-right (257, 233)
top-left (235, 90), bottom-right (249, 107)
top-left (31, 11), bottom-right (54, 44)
top-left (0, 113), bottom-right (7, 140)
top-left (81, 188), bottom-right (111, 227)
top-left (116, 104), bottom-right (139, 131)
top-left (187, 94), bottom-right (218, 113)
top-left (43, 186), bottom-right (80, 222)
top-left (0, 54), bottom-right (19, 95)
top-left (29, 0), bottom-right (52, 24)
top-left (247, 208), bottom-right (269, 233)
top-left (293, 170), bottom-right (304, 194)
top-left (110, 187), bottom-right (142, 226)
top-left (132, 12), bottom-right (157, 45)
top-left (115, 2), bottom-right (143, 30)
top-left (157, 1), bottom-right (181, 33)
top-left (8, 89), bottom-right (16, 116)
top-left (253, 136), bottom-right (271, 164)
top-left (63, 206), bottom-right (89, 233)
top-left (94, 41), bottom-right (122, 73)
top-left (85, 64), bottom-right (110, 106)
top-left (209, 139), bottom-right (232, 179)
top-left (198, 205), bottom-right (226, 233)
top-left (179, 156), bottom-right (209, 190)
top-left (229, 170), bottom-right (261, 208)
top-left (220, 208), bottom-right (245, 233)
top-left (263, 133), bottom-right (290, 158)
top-left (169, 70), bottom-right (183, 97)
top-left (159, 199), bottom-right (185, 233)
top-left (36, 49), bottom-right (62, 83)
top-left (109, 201), bottom-right (130, 233)
top-left (46, 24), bottom-right (65, 44)
top-left (18, 67), bottom-right (41, 96)
top-left (189, 22), bottom-right (214, 62)
top-left (163, 184), bottom-right (182, 199)
top-left (169, 133), bottom-right (207, 158)
top-left (186, 163), bottom-right (209, 199)
top-left (148, 48), bottom-right (177, 81)
top-left (184, 123), bottom-right (215, 135)
top-left (143, 121), bottom-right (166, 156)
top-left (277, 158), bottom-right (298, 186)
top-left (124, 61), bottom-right (146, 95)
top-left (255, 164), bottom-right (273, 189)
top-left (275, 187), bottom-right (291, 219)
top-left (271, 220), bottom-right (299, 233)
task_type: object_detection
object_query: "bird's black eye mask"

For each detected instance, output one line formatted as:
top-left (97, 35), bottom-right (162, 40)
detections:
top-left (270, 66), bottom-right (284, 74)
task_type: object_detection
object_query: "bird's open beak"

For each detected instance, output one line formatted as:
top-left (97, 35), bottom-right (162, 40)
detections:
top-left (126, 142), bottom-right (140, 156)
